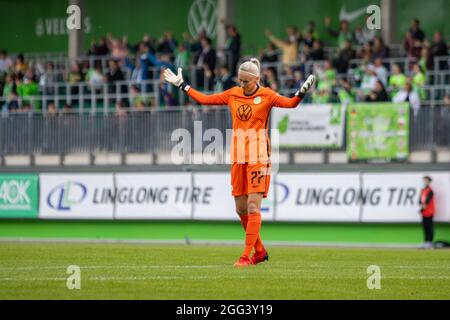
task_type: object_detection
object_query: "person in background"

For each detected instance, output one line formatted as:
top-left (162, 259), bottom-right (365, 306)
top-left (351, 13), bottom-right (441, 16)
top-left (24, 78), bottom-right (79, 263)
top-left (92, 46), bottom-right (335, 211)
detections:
top-left (338, 78), bottom-right (356, 105)
top-left (224, 24), bottom-right (241, 76)
top-left (265, 29), bottom-right (298, 66)
top-left (324, 17), bottom-right (355, 49)
top-left (419, 176), bottom-right (435, 249)
top-left (430, 32), bottom-right (448, 70)
top-left (389, 63), bottom-right (407, 98)
top-left (307, 39), bottom-right (325, 61)
top-left (373, 58), bottom-right (388, 87)
top-left (214, 65), bottom-right (235, 92)
top-left (364, 80), bottom-right (389, 102)
top-left (393, 82), bottom-right (421, 117)
top-left (411, 63), bottom-right (427, 101)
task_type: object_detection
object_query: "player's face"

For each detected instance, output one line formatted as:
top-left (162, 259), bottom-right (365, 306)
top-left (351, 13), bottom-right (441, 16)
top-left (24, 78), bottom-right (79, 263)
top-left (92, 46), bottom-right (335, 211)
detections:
top-left (238, 72), bottom-right (258, 93)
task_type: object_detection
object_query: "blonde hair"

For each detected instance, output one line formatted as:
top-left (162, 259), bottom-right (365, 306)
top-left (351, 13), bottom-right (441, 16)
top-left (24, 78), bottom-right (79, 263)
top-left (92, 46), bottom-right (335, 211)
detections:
top-left (238, 58), bottom-right (261, 79)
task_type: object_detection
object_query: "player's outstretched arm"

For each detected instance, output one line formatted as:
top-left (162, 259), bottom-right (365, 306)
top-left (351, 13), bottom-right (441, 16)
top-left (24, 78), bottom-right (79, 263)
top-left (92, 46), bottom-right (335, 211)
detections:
top-left (272, 75), bottom-right (315, 108)
top-left (163, 68), bottom-right (229, 105)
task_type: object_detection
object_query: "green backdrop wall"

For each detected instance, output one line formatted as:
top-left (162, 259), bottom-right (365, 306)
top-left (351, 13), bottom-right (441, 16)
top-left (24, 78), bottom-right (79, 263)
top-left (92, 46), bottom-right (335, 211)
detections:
top-left (0, 0), bottom-right (448, 54)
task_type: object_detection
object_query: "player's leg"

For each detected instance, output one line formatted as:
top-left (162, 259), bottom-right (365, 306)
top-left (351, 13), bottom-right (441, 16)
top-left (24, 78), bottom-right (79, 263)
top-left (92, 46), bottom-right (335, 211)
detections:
top-left (231, 164), bottom-right (253, 267)
top-left (246, 162), bottom-right (270, 265)
top-left (234, 195), bottom-right (264, 250)
top-left (235, 195), bottom-right (249, 229)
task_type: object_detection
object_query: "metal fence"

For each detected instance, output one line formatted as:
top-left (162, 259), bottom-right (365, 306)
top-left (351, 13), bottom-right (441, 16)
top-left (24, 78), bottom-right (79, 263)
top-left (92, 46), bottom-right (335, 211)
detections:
top-left (0, 105), bottom-right (448, 157)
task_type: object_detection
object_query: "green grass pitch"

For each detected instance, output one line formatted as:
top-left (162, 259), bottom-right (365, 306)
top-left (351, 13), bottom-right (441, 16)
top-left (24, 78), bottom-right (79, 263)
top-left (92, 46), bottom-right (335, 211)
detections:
top-left (0, 242), bottom-right (449, 299)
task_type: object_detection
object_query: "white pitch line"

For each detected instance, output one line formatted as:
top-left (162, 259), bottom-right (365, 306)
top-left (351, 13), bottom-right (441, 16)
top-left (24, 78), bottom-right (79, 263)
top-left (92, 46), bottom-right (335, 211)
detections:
top-left (0, 265), bottom-right (225, 271)
top-left (1, 275), bottom-right (450, 282)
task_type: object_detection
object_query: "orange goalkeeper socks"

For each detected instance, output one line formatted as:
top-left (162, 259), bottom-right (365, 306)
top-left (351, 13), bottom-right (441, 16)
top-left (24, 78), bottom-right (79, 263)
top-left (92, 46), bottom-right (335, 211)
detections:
top-left (239, 214), bottom-right (265, 254)
top-left (242, 212), bottom-right (262, 258)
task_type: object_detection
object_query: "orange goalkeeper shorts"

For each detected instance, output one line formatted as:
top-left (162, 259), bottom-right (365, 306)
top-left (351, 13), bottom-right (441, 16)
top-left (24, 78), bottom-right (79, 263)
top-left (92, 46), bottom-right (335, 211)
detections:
top-left (231, 161), bottom-right (271, 198)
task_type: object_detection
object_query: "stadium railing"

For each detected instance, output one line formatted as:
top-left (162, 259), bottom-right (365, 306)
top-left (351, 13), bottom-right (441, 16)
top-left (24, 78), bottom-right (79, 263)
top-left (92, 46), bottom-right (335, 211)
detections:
top-left (0, 105), bottom-right (448, 161)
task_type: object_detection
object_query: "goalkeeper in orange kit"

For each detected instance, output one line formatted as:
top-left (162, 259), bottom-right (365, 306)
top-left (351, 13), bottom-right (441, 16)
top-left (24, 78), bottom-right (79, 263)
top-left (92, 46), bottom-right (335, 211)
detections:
top-left (164, 58), bottom-right (315, 267)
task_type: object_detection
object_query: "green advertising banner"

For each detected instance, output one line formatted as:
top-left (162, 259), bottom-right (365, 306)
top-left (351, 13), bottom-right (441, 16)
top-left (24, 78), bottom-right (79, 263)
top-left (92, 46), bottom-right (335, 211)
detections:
top-left (346, 103), bottom-right (409, 162)
top-left (0, 174), bottom-right (39, 218)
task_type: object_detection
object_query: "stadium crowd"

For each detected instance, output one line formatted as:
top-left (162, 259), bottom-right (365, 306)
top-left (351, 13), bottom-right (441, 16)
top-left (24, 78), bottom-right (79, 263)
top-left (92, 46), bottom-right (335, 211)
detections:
top-left (0, 17), bottom-right (448, 113)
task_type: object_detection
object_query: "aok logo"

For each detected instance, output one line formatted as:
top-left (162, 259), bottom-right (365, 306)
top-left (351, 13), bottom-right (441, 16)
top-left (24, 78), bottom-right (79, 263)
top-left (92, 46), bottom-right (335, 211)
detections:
top-left (0, 180), bottom-right (30, 205)
top-left (236, 105), bottom-right (252, 121)
top-left (47, 181), bottom-right (87, 211)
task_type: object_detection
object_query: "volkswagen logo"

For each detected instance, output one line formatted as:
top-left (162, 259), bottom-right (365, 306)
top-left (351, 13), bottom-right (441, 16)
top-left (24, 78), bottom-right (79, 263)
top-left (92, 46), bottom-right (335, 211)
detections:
top-left (236, 104), bottom-right (253, 121)
top-left (188, 0), bottom-right (217, 39)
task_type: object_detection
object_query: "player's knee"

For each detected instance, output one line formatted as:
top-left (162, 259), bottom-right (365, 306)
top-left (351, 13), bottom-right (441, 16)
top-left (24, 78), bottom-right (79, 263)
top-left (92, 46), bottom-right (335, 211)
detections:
top-left (247, 200), bottom-right (260, 214)
top-left (236, 207), bottom-right (248, 215)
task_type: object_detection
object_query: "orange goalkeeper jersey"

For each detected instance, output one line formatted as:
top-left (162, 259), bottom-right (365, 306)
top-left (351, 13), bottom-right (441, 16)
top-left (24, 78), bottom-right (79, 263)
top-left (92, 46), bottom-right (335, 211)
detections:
top-left (187, 86), bottom-right (302, 163)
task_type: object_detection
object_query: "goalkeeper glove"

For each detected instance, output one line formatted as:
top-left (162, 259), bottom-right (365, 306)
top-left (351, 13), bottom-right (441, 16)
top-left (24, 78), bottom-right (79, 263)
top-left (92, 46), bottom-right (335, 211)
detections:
top-left (163, 67), bottom-right (190, 92)
top-left (295, 74), bottom-right (316, 98)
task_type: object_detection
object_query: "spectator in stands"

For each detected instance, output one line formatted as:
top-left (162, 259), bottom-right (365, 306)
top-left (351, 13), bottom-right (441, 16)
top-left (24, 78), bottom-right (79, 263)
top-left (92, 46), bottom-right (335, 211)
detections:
top-left (95, 37), bottom-right (110, 56)
top-left (106, 59), bottom-right (125, 83)
top-left (45, 102), bottom-right (58, 116)
top-left (293, 70), bottom-right (304, 91)
top-left (282, 66), bottom-right (296, 89)
top-left (115, 100), bottom-right (128, 116)
top-left (130, 85), bottom-right (146, 110)
top-left (403, 31), bottom-right (422, 59)
top-left (14, 54), bottom-right (28, 78)
top-left (287, 25), bottom-right (301, 47)
top-left (307, 40), bottom-right (325, 61)
top-left (411, 63), bottom-right (427, 101)
top-left (126, 53), bottom-right (149, 83)
top-left (419, 47), bottom-right (434, 72)
top-left (39, 62), bottom-right (57, 96)
top-left (265, 29), bottom-right (298, 66)
top-left (393, 82), bottom-right (421, 117)
top-left (315, 60), bottom-right (336, 92)
top-left (409, 18), bottom-right (426, 42)
top-left (141, 34), bottom-right (156, 54)
top-left (338, 78), bottom-right (356, 104)
top-left (372, 36), bottom-right (390, 59)
top-left (0, 49), bottom-right (13, 74)
top-left (419, 176), bottom-right (435, 250)
top-left (157, 31), bottom-right (178, 56)
top-left (373, 58), bottom-right (388, 87)
top-left (354, 25), bottom-right (376, 46)
top-left (175, 43), bottom-right (191, 74)
top-left (214, 65), bottom-right (235, 92)
top-left (302, 31), bottom-right (315, 50)
top-left (110, 38), bottom-right (128, 62)
top-left (303, 20), bottom-right (320, 42)
top-left (66, 63), bottom-right (84, 84)
top-left (334, 39), bottom-right (356, 73)
top-left (324, 17), bottom-right (355, 49)
top-left (195, 37), bottom-right (216, 90)
top-left (260, 42), bottom-right (279, 65)
top-left (1, 74), bottom-right (18, 112)
top-left (444, 95), bottom-right (450, 108)
top-left (312, 87), bottom-right (330, 104)
top-left (389, 63), bottom-right (408, 98)
top-left (224, 24), bottom-right (241, 76)
top-left (364, 80), bottom-right (389, 102)
top-left (86, 63), bottom-right (105, 92)
top-left (358, 64), bottom-right (377, 98)
top-left (87, 39), bottom-right (98, 56)
top-left (17, 69), bottom-right (39, 110)
top-left (261, 67), bottom-right (279, 91)
top-left (184, 30), bottom-right (207, 63)
top-left (430, 32), bottom-right (448, 70)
